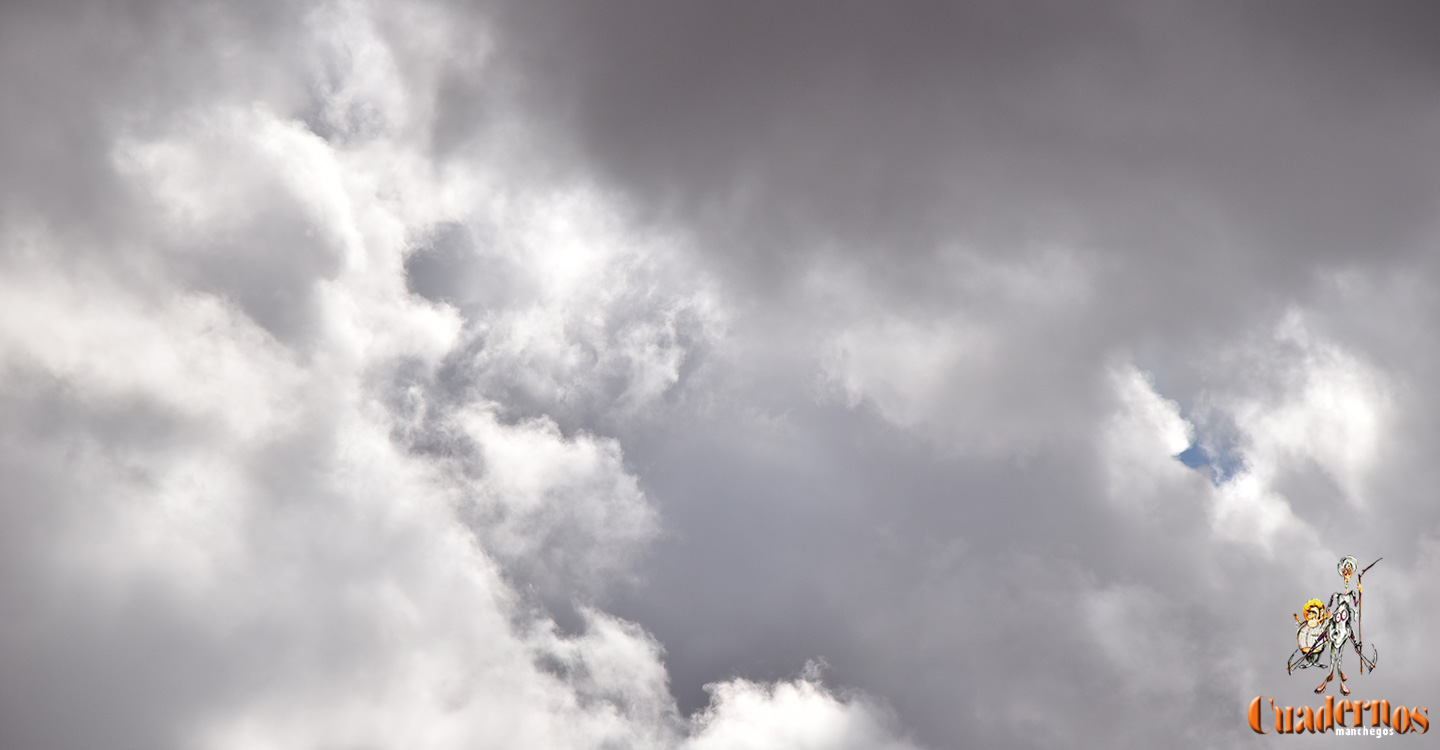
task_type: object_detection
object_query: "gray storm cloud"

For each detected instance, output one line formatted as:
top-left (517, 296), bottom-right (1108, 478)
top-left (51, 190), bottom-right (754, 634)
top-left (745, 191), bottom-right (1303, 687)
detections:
top-left (4, 1), bottom-right (1440, 749)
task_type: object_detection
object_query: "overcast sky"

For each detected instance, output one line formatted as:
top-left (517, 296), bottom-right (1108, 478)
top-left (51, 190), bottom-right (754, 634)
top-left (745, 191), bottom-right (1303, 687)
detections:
top-left (3, 1), bottom-right (1440, 748)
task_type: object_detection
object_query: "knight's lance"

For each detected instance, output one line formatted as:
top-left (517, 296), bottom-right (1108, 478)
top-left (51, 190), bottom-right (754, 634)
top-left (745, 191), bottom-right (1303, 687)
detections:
top-left (1357, 557), bottom-right (1380, 672)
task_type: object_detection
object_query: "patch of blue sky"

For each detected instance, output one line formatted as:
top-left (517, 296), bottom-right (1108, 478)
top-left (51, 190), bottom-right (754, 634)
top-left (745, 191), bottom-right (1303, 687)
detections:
top-left (1134, 365), bottom-right (1247, 486)
top-left (1173, 426), bottom-right (1244, 485)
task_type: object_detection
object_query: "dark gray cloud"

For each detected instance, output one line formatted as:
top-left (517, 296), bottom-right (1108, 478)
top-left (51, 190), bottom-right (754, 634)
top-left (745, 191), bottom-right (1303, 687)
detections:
top-left (488, 0), bottom-right (1439, 271)
top-left (4, 1), bottom-right (1440, 749)
top-left (468, 1), bottom-right (1440, 746)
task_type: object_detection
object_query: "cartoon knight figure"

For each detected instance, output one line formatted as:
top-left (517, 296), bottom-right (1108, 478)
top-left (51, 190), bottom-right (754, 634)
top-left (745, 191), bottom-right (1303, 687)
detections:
top-left (1314, 555), bottom-right (1378, 695)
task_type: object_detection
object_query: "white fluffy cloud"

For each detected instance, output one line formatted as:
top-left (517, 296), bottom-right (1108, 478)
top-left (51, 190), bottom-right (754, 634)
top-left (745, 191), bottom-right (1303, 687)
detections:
top-left (684, 673), bottom-right (922, 750)
top-left (1101, 365), bottom-right (1194, 508)
top-left (1190, 310), bottom-right (1392, 555)
top-left (0, 1), bottom-right (917, 748)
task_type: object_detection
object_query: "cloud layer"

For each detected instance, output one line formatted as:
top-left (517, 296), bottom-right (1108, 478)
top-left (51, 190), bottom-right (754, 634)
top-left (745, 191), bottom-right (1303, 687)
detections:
top-left (4, 1), bottom-right (1440, 749)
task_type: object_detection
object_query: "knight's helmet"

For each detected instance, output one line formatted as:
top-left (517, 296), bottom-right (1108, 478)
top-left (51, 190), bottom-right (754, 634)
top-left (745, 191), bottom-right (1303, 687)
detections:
top-left (1338, 555), bottom-right (1359, 587)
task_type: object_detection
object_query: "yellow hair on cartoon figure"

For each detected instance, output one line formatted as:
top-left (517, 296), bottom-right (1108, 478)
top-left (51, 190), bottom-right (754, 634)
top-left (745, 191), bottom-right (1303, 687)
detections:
top-left (1303, 599), bottom-right (1325, 617)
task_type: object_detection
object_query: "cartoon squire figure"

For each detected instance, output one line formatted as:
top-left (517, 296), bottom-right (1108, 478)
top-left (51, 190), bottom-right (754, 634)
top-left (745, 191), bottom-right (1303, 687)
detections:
top-left (1288, 597), bottom-right (1329, 673)
top-left (1289, 555), bottom-right (1379, 695)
